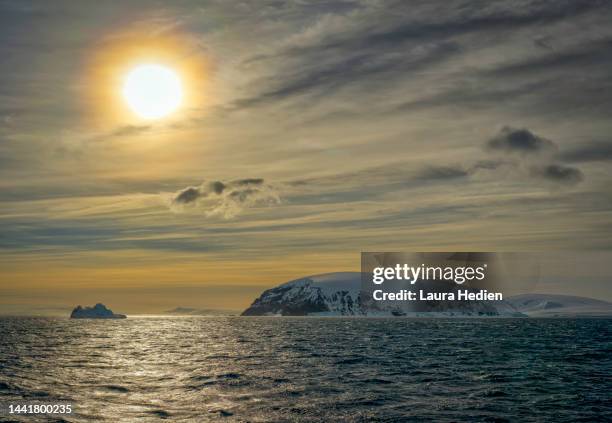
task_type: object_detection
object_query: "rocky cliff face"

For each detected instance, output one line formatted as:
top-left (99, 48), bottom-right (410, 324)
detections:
top-left (242, 273), bottom-right (361, 316)
top-left (242, 272), bottom-right (523, 317)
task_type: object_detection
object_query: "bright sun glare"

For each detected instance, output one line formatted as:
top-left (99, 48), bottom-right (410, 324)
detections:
top-left (123, 64), bottom-right (183, 119)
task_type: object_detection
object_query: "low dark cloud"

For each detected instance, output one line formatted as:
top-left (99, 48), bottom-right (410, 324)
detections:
top-left (228, 188), bottom-right (259, 202)
top-left (560, 142), bottom-right (612, 163)
top-left (210, 181), bottom-right (226, 194)
top-left (171, 178), bottom-right (279, 218)
top-left (486, 127), bottom-right (557, 154)
top-left (481, 127), bottom-right (584, 187)
top-left (174, 186), bottom-right (201, 204)
top-left (530, 164), bottom-right (584, 186)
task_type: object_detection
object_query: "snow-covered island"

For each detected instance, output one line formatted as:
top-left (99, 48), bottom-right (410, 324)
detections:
top-left (70, 303), bottom-right (126, 319)
top-left (241, 272), bottom-right (523, 317)
top-left (241, 272), bottom-right (612, 317)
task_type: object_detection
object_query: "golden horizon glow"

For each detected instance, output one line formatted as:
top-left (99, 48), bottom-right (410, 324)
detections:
top-left (123, 64), bottom-right (183, 119)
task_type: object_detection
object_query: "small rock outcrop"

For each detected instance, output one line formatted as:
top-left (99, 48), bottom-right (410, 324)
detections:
top-left (70, 303), bottom-right (126, 319)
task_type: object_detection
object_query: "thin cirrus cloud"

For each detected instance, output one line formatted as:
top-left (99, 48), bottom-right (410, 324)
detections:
top-left (231, 0), bottom-right (610, 112)
top-left (560, 142), bottom-right (612, 163)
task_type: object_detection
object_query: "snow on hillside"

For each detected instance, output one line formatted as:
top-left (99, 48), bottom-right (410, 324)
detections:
top-left (278, 272), bottom-right (360, 293)
top-left (507, 294), bottom-right (612, 317)
top-left (243, 273), bottom-right (362, 316)
top-left (242, 272), bottom-right (523, 317)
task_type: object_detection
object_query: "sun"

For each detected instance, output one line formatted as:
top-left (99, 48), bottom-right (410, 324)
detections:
top-left (122, 64), bottom-right (183, 120)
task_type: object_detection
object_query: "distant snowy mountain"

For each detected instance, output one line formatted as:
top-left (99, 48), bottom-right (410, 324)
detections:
top-left (241, 272), bottom-right (523, 317)
top-left (507, 294), bottom-right (612, 317)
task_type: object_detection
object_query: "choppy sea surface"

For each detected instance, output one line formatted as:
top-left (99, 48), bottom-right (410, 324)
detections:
top-left (0, 317), bottom-right (610, 422)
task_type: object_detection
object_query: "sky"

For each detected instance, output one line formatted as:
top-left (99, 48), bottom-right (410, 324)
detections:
top-left (1, 0), bottom-right (612, 314)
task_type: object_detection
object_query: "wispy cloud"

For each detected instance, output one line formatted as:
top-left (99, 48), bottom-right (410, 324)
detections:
top-left (560, 141), bottom-right (612, 163)
top-left (170, 178), bottom-right (280, 219)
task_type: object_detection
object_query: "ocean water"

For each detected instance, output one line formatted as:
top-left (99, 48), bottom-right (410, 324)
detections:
top-left (0, 317), bottom-right (610, 422)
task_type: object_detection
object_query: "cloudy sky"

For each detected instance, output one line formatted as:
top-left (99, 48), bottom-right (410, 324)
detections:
top-left (1, 0), bottom-right (612, 313)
